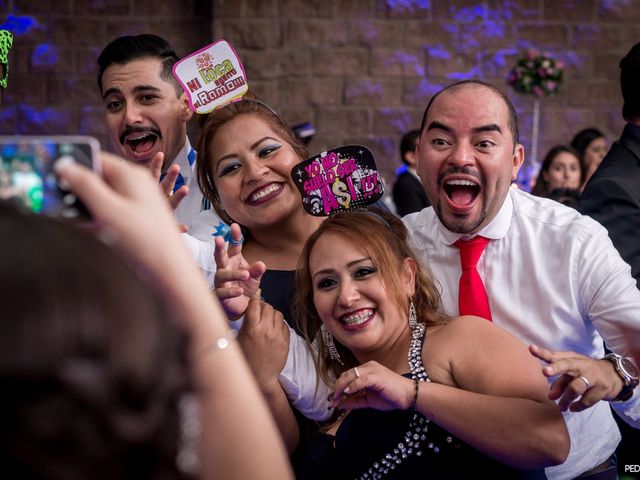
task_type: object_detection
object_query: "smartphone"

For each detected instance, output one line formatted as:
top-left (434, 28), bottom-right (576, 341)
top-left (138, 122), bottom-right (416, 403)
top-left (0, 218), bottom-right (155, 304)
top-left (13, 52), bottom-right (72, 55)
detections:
top-left (0, 135), bottom-right (100, 219)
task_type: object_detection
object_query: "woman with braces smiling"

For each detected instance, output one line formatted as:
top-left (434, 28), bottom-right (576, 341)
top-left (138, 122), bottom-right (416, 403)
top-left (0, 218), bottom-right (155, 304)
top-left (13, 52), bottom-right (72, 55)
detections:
top-left (291, 209), bottom-right (569, 479)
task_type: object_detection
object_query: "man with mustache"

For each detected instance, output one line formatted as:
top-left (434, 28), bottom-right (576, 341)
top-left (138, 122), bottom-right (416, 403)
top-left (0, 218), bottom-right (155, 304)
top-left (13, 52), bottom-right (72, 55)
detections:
top-left (403, 79), bottom-right (640, 479)
top-left (97, 34), bottom-right (220, 240)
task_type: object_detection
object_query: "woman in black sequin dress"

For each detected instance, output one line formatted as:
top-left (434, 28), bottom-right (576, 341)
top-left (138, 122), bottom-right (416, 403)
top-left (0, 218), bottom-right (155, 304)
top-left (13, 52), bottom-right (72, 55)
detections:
top-left (291, 209), bottom-right (569, 479)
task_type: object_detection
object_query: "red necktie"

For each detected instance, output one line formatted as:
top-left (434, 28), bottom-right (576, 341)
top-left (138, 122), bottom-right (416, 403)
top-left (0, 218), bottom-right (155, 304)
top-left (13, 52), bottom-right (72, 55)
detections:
top-left (454, 236), bottom-right (492, 321)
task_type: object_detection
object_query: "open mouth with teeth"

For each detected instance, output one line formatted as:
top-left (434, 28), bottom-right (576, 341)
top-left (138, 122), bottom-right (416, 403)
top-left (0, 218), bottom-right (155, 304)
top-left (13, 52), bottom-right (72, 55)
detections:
top-left (339, 309), bottom-right (375, 331)
top-left (443, 179), bottom-right (481, 209)
top-left (246, 182), bottom-right (284, 206)
top-left (124, 132), bottom-right (159, 159)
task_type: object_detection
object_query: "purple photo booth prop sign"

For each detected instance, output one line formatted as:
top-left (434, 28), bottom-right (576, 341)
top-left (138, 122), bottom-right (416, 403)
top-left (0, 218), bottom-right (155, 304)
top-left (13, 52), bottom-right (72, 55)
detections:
top-left (292, 145), bottom-right (384, 216)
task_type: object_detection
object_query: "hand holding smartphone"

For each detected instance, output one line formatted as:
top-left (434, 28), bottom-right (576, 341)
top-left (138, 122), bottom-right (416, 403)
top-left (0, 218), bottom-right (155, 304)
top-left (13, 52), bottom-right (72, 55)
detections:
top-left (0, 135), bottom-right (100, 219)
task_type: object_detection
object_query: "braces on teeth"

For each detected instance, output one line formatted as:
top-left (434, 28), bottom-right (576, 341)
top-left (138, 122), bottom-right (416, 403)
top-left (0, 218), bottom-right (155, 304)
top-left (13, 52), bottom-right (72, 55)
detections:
top-left (344, 311), bottom-right (372, 325)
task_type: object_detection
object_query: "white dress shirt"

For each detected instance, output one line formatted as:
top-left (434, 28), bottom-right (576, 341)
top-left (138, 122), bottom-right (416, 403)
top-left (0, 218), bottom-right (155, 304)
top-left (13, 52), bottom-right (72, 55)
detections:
top-left (404, 187), bottom-right (640, 480)
top-left (172, 139), bottom-right (222, 242)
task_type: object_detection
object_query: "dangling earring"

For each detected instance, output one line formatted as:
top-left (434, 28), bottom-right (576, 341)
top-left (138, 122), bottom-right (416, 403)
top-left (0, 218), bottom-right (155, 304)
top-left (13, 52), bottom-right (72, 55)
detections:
top-left (408, 300), bottom-right (418, 330)
top-left (321, 324), bottom-right (344, 365)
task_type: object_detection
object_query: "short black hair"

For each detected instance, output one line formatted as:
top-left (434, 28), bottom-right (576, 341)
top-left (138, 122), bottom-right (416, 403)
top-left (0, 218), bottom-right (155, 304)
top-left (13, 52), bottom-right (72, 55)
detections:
top-left (97, 34), bottom-right (180, 95)
top-left (419, 79), bottom-right (519, 148)
top-left (399, 129), bottom-right (420, 165)
top-left (547, 187), bottom-right (580, 209)
top-left (620, 41), bottom-right (640, 122)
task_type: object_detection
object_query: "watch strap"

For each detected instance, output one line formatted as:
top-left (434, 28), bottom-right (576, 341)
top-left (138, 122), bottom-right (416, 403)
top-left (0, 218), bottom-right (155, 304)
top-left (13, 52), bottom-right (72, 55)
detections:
top-left (615, 384), bottom-right (634, 402)
top-left (604, 353), bottom-right (639, 402)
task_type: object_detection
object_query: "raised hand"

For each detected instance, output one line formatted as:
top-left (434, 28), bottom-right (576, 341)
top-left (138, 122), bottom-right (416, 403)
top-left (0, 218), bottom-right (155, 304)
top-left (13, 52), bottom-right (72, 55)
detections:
top-left (529, 344), bottom-right (624, 412)
top-left (240, 289), bottom-right (290, 389)
top-left (55, 152), bottom-right (186, 275)
top-left (213, 223), bottom-right (266, 319)
top-left (330, 361), bottom-right (415, 412)
top-left (150, 152), bottom-right (188, 211)
top-left (55, 152), bottom-right (295, 479)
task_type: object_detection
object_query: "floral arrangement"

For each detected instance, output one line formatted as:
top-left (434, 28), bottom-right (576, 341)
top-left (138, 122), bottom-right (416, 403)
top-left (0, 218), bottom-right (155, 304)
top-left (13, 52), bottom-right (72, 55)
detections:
top-left (507, 49), bottom-right (564, 97)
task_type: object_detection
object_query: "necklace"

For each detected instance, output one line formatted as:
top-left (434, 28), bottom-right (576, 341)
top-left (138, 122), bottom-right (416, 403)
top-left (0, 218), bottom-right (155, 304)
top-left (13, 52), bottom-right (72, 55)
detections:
top-left (357, 322), bottom-right (432, 480)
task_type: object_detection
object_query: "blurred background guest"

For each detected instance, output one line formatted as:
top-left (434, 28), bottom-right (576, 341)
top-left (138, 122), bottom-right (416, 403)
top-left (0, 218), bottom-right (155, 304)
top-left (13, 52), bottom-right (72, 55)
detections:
top-left (570, 127), bottom-right (607, 189)
top-left (547, 187), bottom-right (580, 209)
top-left (530, 145), bottom-right (583, 198)
top-left (392, 129), bottom-right (430, 216)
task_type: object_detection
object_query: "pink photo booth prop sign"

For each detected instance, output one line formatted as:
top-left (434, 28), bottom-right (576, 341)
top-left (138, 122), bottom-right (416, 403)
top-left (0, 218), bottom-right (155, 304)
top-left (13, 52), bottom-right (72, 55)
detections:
top-left (173, 40), bottom-right (248, 114)
top-left (292, 145), bottom-right (384, 216)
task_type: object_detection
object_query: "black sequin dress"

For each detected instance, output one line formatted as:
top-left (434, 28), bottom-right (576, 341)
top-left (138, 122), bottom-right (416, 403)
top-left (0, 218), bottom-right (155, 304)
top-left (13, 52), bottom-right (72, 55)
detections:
top-left (295, 381), bottom-right (547, 479)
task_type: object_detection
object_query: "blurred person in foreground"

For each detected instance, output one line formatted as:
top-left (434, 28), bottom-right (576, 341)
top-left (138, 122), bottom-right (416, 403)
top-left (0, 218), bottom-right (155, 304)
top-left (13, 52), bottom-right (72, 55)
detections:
top-left (0, 152), bottom-right (292, 480)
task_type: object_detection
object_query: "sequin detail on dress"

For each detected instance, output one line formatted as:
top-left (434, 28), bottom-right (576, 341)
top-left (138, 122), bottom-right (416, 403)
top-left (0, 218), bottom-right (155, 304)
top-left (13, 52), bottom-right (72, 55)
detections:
top-left (357, 322), bottom-right (437, 480)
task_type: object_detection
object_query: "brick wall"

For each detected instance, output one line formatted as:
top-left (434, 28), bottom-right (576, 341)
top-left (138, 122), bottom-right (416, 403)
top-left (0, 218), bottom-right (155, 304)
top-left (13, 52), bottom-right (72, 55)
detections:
top-left (0, 0), bottom-right (210, 145)
top-left (2, 0), bottom-right (639, 186)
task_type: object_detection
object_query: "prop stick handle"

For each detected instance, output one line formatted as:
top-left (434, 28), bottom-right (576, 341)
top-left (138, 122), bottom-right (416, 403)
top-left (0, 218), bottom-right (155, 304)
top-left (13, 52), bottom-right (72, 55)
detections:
top-left (531, 97), bottom-right (540, 169)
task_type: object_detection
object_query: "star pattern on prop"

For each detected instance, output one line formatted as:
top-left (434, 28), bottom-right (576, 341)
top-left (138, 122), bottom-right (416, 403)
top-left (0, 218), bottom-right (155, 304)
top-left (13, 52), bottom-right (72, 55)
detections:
top-left (212, 221), bottom-right (233, 242)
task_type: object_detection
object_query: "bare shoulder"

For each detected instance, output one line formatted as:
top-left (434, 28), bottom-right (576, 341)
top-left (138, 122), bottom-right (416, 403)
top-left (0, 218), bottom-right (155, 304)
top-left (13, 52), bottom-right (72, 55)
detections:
top-left (427, 316), bottom-right (548, 395)
top-left (423, 317), bottom-right (501, 384)
top-left (426, 315), bottom-right (534, 370)
top-left (428, 315), bottom-right (507, 346)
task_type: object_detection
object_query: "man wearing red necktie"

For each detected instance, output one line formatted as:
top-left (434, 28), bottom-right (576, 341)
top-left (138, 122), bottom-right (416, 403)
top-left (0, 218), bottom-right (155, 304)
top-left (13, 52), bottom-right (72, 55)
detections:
top-left (403, 79), bottom-right (640, 480)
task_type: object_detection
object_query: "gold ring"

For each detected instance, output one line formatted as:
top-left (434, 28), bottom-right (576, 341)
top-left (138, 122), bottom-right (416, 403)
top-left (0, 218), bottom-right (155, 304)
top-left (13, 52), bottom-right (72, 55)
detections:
top-left (577, 375), bottom-right (590, 389)
top-left (354, 366), bottom-right (360, 379)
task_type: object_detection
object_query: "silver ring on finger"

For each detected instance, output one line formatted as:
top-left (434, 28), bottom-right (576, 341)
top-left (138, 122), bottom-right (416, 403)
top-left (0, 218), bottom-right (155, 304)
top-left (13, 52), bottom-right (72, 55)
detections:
top-left (229, 234), bottom-right (244, 246)
top-left (353, 366), bottom-right (360, 379)
top-left (577, 375), bottom-right (590, 389)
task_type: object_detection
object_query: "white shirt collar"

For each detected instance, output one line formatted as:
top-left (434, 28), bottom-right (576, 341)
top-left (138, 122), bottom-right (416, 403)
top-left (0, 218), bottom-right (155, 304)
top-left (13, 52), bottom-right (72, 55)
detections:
top-left (172, 137), bottom-right (193, 173)
top-left (406, 166), bottom-right (420, 179)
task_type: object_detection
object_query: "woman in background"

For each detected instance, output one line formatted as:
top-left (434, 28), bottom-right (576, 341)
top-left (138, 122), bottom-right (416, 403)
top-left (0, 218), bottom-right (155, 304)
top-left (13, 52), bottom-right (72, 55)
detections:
top-left (531, 145), bottom-right (583, 198)
top-left (570, 127), bottom-right (607, 188)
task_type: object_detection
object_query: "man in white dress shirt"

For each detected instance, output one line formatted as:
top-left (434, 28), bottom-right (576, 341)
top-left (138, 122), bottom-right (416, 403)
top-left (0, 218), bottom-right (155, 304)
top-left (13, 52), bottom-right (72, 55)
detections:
top-left (97, 34), bottom-right (220, 241)
top-left (404, 79), bottom-right (640, 479)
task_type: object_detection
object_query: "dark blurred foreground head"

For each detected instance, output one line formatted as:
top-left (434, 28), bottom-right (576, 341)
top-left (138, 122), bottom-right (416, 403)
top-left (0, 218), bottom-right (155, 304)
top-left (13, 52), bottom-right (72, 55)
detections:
top-left (0, 201), bottom-right (192, 479)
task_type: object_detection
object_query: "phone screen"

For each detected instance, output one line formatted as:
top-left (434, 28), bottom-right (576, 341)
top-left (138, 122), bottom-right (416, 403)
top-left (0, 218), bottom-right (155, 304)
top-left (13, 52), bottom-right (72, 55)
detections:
top-left (0, 136), bottom-right (100, 218)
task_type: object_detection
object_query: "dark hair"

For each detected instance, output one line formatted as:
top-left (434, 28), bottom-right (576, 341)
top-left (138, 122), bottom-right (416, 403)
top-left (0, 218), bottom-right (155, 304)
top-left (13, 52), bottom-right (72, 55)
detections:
top-left (400, 129), bottom-right (420, 165)
top-left (620, 41), bottom-right (640, 122)
top-left (419, 79), bottom-right (520, 149)
top-left (570, 128), bottom-right (605, 157)
top-left (97, 34), bottom-right (181, 96)
top-left (530, 145), bottom-right (582, 197)
top-left (196, 92), bottom-right (308, 225)
top-left (547, 187), bottom-right (580, 209)
top-left (0, 202), bottom-right (191, 479)
top-left (293, 208), bottom-right (448, 387)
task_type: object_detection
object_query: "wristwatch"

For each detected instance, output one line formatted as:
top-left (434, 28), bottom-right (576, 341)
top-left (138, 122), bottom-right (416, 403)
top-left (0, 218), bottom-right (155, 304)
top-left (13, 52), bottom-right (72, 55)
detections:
top-left (604, 353), bottom-right (640, 401)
